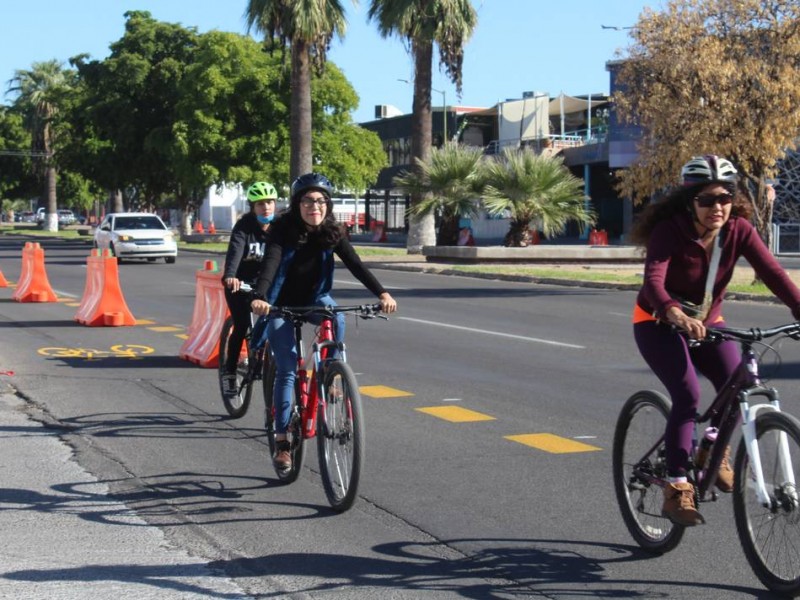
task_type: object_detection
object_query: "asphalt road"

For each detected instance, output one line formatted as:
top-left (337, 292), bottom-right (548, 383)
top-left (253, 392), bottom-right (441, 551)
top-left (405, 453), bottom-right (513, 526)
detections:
top-left (1, 235), bottom-right (799, 599)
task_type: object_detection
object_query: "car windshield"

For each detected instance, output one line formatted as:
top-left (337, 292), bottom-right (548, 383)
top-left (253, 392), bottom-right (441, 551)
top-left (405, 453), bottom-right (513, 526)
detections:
top-left (113, 216), bottom-right (166, 231)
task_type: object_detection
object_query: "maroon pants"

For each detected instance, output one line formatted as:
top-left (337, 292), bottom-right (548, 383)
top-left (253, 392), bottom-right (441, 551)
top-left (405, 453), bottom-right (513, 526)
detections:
top-left (633, 320), bottom-right (740, 477)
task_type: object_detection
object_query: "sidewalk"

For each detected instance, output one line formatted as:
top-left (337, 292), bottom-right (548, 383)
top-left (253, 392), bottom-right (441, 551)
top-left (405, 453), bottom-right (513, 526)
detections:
top-left (0, 381), bottom-right (251, 599)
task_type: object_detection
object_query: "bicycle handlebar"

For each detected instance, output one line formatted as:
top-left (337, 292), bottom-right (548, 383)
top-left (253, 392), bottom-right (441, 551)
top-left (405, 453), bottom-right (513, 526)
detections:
top-left (692, 322), bottom-right (800, 345)
top-left (268, 304), bottom-right (386, 320)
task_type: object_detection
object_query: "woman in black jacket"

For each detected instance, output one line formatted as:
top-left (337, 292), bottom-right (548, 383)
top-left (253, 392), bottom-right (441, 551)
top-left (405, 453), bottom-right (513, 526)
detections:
top-left (220, 181), bottom-right (278, 398)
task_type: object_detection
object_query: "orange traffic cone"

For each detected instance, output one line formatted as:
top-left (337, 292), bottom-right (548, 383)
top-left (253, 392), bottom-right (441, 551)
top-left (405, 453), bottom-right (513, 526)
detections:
top-left (0, 268), bottom-right (7, 287)
top-left (194, 220), bottom-right (204, 234)
top-left (208, 222), bottom-right (216, 235)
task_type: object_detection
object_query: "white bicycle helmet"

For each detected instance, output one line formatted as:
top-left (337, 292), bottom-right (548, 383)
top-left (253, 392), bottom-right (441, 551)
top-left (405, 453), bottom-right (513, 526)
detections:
top-left (681, 155), bottom-right (738, 185)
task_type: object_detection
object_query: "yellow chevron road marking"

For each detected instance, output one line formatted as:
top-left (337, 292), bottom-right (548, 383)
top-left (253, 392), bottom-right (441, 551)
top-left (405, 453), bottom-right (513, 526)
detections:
top-left (505, 433), bottom-right (601, 454)
top-left (416, 406), bottom-right (495, 422)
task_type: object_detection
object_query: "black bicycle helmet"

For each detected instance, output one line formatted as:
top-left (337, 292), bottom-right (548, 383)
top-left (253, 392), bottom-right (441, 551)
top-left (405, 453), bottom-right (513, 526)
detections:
top-left (681, 155), bottom-right (738, 186)
top-left (290, 172), bottom-right (334, 202)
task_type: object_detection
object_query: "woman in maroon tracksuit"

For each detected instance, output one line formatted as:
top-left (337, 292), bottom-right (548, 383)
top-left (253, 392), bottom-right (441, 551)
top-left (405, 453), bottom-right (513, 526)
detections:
top-left (631, 155), bottom-right (800, 526)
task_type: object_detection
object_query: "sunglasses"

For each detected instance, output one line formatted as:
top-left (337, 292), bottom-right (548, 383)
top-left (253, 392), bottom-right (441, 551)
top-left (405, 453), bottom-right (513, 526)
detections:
top-left (300, 197), bottom-right (327, 208)
top-left (694, 192), bottom-right (734, 208)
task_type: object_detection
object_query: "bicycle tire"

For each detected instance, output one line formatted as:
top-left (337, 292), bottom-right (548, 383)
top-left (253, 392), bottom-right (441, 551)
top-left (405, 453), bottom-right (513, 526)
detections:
top-left (318, 360), bottom-right (365, 512)
top-left (733, 410), bottom-right (800, 596)
top-left (612, 389), bottom-right (685, 553)
top-left (263, 359), bottom-right (305, 483)
top-left (218, 317), bottom-right (253, 418)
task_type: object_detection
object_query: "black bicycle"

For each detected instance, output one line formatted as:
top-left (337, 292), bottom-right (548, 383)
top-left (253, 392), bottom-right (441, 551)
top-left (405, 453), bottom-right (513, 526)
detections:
top-left (217, 283), bottom-right (269, 418)
top-left (613, 322), bottom-right (800, 596)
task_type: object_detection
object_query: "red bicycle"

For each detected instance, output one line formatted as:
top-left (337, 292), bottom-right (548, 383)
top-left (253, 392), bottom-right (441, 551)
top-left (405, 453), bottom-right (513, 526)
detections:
top-left (261, 303), bottom-right (385, 511)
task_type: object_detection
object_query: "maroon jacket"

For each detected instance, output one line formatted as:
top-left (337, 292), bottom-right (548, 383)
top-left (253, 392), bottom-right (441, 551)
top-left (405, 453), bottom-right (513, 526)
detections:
top-left (637, 212), bottom-right (800, 322)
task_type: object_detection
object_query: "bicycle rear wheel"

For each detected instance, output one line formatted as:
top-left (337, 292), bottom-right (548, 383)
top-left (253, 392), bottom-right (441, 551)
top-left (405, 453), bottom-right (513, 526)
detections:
top-left (318, 360), bottom-right (364, 512)
top-left (613, 390), bottom-right (685, 553)
top-left (218, 317), bottom-right (253, 418)
top-left (263, 360), bottom-right (305, 483)
top-left (733, 411), bottom-right (800, 596)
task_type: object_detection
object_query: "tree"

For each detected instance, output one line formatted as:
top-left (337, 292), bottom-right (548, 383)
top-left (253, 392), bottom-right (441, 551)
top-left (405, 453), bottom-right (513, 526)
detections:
top-left (73, 11), bottom-right (199, 231)
top-left (614, 0), bottom-right (800, 248)
top-left (172, 30), bottom-right (292, 196)
top-left (0, 106), bottom-right (35, 204)
top-left (368, 0), bottom-right (477, 253)
top-left (8, 60), bottom-right (76, 231)
top-left (245, 0), bottom-right (350, 182)
top-left (395, 143), bottom-right (484, 245)
top-left (482, 148), bottom-right (594, 247)
top-left (309, 62), bottom-right (387, 194)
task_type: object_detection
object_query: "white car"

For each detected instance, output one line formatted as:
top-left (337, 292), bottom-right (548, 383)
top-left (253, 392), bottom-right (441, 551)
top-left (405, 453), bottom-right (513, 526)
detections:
top-left (94, 212), bottom-right (177, 264)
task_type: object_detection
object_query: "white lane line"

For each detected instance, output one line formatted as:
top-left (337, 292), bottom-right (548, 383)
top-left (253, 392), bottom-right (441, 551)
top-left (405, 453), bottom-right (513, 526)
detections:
top-left (53, 289), bottom-right (78, 298)
top-left (609, 312), bottom-right (630, 318)
top-left (334, 279), bottom-right (408, 290)
top-left (397, 317), bottom-right (585, 349)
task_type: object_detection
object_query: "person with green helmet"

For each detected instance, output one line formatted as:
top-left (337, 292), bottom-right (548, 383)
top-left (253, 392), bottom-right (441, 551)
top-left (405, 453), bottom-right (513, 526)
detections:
top-left (220, 181), bottom-right (279, 398)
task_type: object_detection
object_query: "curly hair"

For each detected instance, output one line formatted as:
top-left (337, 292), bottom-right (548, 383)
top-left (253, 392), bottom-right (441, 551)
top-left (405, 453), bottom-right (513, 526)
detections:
top-left (629, 182), bottom-right (752, 246)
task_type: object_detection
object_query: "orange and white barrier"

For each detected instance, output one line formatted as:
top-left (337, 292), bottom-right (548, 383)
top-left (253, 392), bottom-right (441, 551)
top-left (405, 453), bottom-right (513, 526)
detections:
top-left (12, 242), bottom-right (57, 303)
top-left (179, 260), bottom-right (229, 368)
top-left (74, 249), bottom-right (136, 327)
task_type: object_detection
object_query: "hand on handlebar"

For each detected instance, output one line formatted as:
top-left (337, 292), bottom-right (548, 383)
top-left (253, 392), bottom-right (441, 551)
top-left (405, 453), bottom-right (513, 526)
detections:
top-left (251, 298), bottom-right (271, 316)
top-left (666, 306), bottom-right (706, 340)
top-left (225, 277), bottom-right (241, 292)
top-left (379, 292), bottom-right (397, 314)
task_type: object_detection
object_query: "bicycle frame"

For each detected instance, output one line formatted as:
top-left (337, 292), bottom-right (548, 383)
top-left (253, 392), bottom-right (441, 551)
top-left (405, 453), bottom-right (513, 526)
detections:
top-left (633, 329), bottom-right (796, 509)
top-left (288, 315), bottom-right (345, 440)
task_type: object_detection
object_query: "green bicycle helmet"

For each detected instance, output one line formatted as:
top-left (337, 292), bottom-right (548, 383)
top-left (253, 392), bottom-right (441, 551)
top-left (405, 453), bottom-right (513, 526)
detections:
top-left (246, 181), bottom-right (278, 202)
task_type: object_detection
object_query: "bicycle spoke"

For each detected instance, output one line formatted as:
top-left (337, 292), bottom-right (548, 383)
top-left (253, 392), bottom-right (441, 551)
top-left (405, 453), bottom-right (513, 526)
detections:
top-left (734, 412), bottom-right (800, 594)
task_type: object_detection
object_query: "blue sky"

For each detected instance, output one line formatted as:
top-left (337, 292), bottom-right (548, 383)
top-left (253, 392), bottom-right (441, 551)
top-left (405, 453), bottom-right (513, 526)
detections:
top-left (1, 1), bottom-right (657, 123)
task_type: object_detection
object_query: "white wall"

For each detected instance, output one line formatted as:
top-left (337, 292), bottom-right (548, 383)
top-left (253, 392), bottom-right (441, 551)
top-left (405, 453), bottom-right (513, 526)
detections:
top-left (199, 183), bottom-right (246, 230)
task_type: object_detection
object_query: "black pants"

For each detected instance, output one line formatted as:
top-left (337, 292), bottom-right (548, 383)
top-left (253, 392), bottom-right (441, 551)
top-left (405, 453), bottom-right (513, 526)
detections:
top-left (223, 288), bottom-right (252, 374)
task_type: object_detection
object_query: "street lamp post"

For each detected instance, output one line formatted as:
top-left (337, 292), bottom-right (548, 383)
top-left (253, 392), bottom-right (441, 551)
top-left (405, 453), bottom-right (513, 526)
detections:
top-left (398, 79), bottom-right (447, 144)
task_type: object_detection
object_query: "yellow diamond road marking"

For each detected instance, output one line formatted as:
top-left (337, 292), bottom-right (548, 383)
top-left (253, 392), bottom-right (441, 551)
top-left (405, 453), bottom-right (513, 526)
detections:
top-left (136, 319), bottom-right (156, 325)
top-left (505, 433), bottom-right (601, 454)
top-left (148, 326), bottom-right (182, 332)
top-left (360, 385), bottom-right (414, 398)
top-left (416, 406), bottom-right (495, 423)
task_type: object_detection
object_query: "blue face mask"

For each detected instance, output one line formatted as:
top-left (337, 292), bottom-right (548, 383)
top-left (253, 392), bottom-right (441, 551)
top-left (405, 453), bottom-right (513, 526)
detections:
top-left (257, 214), bottom-right (274, 225)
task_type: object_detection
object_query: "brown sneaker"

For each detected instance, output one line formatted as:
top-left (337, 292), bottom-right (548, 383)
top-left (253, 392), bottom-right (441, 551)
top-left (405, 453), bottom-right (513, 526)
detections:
top-left (273, 440), bottom-right (291, 471)
top-left (696, 445), bottom-right (734, 493)
top-left (662, 482), bottom-right (705, 526)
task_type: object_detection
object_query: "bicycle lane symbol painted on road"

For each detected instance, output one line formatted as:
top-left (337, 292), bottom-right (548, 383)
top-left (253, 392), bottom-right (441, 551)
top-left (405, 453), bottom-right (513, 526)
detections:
top-left (38, 344), bottom-right (155, 362)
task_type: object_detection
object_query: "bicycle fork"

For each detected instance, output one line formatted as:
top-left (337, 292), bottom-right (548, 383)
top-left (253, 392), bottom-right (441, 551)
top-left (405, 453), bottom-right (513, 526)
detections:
top-left (739, 386), bottom-right (797, 509)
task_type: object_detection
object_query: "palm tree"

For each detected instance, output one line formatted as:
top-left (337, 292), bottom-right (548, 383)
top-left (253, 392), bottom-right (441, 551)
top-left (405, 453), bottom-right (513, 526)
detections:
top-left (368, 0), bottom-right (477, 253)
top-left (482, 148), bottom-right (595, 247)
top-left (8, 60), bottom-right (73, 232)
top-left (395, 143), bottom-right (484, 245)
top-left (245, 0), bottom-right (349, 181)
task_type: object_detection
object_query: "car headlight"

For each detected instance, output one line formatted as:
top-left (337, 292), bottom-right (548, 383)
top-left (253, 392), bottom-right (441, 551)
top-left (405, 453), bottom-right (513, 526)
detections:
top-left (164, 233), bottom-right (174, 242)
top-left (118, 235), bottom-right (133, 242)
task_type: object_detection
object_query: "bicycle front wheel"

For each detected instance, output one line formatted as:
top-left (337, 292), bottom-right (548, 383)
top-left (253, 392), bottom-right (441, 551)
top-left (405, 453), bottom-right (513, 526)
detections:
top-left (318, 361), bottom-right (364, 512)
top-left (733, 411), bottom-right (800, 596)
top-left (263, 360), bottom-right (305, 483)
top-left (218, 317), bottom-right (253, 419)
top-left (613, 390), bottom-right (685, 553)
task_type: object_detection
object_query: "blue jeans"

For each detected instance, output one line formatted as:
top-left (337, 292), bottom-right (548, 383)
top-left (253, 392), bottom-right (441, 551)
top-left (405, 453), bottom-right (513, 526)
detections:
top-left (267, 295), bottom-right (345, 434)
